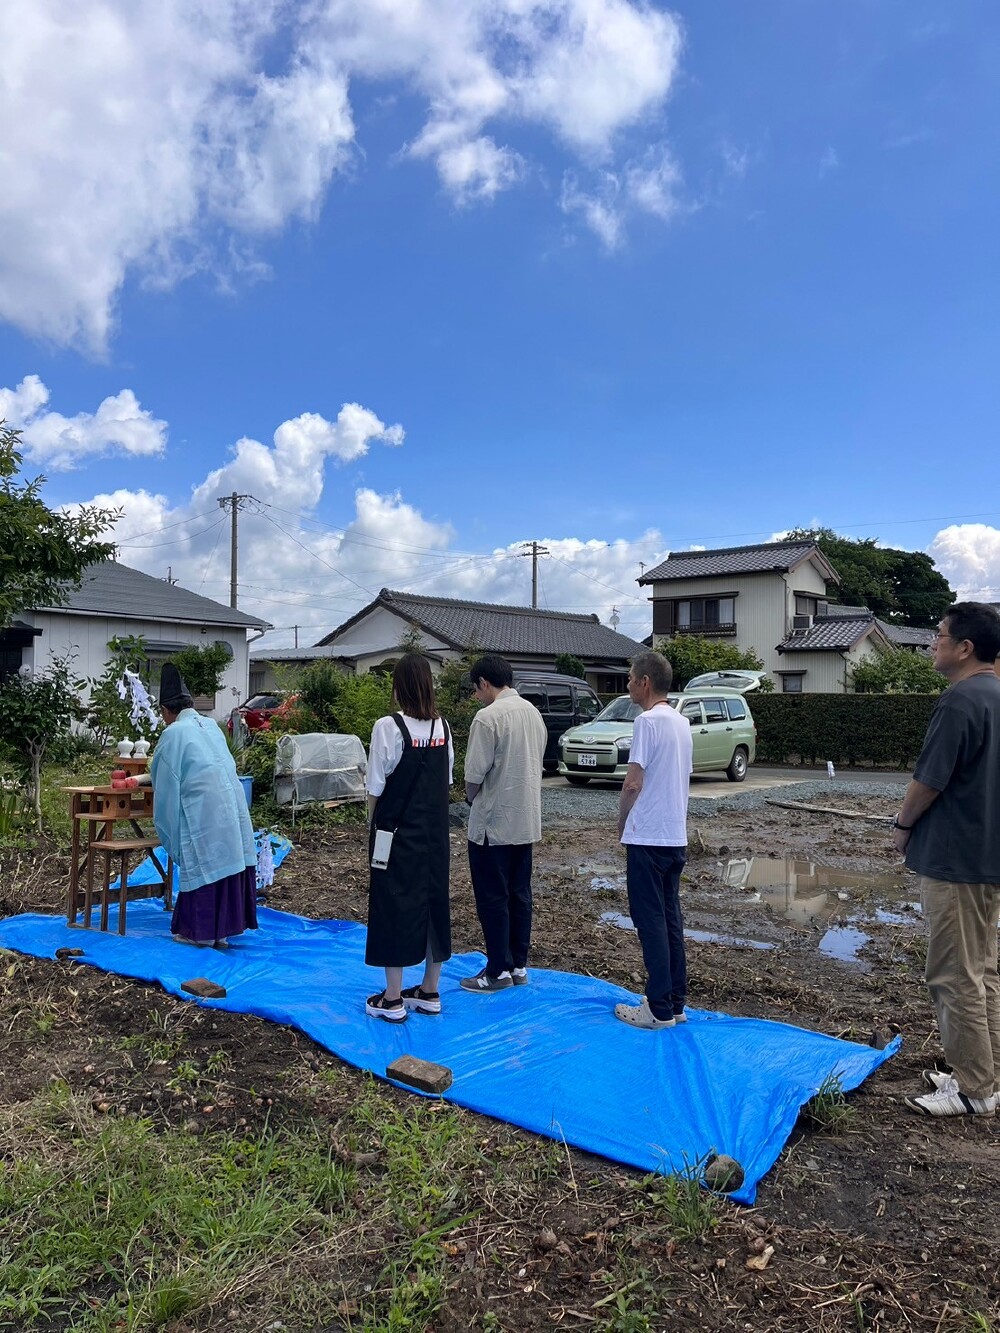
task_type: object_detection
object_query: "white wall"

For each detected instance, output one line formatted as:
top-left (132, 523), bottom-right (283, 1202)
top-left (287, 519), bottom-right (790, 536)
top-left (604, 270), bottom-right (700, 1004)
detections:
top-left (648, 558), bottom-right (835, 690)
top-left (24, 611), bottom-right (251, 721)
top-left (325, 606), bottom-right (452, 671)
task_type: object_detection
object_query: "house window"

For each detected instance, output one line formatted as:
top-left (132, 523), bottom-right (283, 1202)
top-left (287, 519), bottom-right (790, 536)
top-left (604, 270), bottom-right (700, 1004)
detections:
top-left (794, 595), bottom-right (827, 618)
top-left (780, 673), bottom-right (805, 693)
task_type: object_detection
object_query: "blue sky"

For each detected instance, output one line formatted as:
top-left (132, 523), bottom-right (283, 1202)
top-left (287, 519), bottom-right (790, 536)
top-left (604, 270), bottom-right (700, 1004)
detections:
top-left (1, 0), bottom-right (998, 645)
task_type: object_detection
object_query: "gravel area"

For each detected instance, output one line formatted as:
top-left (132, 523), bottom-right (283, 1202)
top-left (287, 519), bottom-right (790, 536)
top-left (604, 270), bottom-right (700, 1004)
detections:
top-left (540, 777), bottom-right (908, 821)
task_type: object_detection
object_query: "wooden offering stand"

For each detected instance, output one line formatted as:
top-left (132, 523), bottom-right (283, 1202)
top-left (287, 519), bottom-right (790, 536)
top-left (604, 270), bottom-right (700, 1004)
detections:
top-left (65, 771), bottom-right (173, 934)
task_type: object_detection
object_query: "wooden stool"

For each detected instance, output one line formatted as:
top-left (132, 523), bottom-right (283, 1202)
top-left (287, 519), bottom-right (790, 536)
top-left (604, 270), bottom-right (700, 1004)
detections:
top-left (82, 837), bottom-right (174, 934)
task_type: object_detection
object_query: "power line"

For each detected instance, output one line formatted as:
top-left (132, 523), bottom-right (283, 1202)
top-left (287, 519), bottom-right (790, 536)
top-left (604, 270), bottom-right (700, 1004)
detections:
top-left (117, 517), bottom-right (227, 550)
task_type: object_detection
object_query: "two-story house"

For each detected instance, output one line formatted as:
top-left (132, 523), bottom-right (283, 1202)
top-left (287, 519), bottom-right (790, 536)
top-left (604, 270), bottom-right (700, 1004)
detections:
top-left (638, 540), bottom-right (893, 693)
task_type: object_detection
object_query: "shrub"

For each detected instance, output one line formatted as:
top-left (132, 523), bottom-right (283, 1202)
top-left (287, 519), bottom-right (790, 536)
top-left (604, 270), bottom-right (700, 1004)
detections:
top-left (656, 636), bottom-right (770, 690)
top-left (850, 649), bottom-right (946, 695)
top-left (167, 642), bottom-right (233, 698)
top-left (750, 693), bottom-right (938, 767)
top-left (554, 653), bottom-right (586, 680)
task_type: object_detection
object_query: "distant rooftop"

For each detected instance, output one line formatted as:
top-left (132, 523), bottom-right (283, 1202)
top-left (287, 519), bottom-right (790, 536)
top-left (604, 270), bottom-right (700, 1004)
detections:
top-left (34, 560), bottom-right (269, 629)
top-left (640, 540), bottom-right (839, 585)
top-left (318, 588), bottom-right (646, 660)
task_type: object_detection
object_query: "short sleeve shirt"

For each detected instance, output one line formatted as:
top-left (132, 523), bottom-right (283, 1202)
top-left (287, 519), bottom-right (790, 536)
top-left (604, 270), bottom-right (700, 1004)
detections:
top-left (905, 674), bottom-right (1000, 883)
top-left (620, 701), bottom-right (693, 847)
top-left (366, 714), bottom-right (454, 797)
top-left (465, 689), bottom-right (547, 846)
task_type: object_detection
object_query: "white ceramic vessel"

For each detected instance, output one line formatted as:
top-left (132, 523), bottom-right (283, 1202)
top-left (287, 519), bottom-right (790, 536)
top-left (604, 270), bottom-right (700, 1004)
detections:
top-left (116, 739), bottom-right (134, 758)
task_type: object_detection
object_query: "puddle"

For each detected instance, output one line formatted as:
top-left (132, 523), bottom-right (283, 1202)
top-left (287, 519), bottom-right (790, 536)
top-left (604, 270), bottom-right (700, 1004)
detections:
top-left (819, 926), bottom-right (871, 970)
top-left (589, 875), bottom-right (626, 893)
top-left (685, 928), bottom-right (775, 952)
top-left (721, 855), bottom-right (909, 927)
top-left (599, 912), bottom-right (774, 951)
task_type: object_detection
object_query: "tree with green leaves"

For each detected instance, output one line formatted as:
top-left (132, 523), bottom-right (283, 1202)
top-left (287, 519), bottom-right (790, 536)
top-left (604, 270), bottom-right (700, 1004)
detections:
top-left (655, 636), bottom-right (771, 691)
top-left (167, 642), bottom-right (232, 698)
top-left (1, 423), bottom-right (119, 628)
top-left (85, 636), bottom-right (158, 747)
top-left (554, 653), bottom-right (586, 679)
top-left (850, 649), bottom-right (947, 695)
top-left (787, 527), bottom-right (953, 627)
top-left (0, 656), bottom-right (83, 830)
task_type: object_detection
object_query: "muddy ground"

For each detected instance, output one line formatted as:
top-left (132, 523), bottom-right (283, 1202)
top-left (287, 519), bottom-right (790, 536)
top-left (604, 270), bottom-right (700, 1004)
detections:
top-left (1, 789), bottom-right (998, 1331)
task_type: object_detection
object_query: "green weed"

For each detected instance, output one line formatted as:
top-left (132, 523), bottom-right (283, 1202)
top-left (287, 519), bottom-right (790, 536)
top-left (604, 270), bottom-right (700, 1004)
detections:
top-left (802, 1073), bottom-right (855, 1133)
top-left (640, 1160), bottom-right (719, 1241)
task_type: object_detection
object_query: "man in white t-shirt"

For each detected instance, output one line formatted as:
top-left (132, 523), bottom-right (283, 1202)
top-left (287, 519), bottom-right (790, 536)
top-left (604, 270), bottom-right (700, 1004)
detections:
top-left (615, 650), bottom-right (693, 1030)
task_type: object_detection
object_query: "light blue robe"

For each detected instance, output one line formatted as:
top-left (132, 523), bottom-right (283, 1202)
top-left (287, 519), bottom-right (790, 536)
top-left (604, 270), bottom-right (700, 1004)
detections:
top-left (150, 709), bottom-right (256, 894)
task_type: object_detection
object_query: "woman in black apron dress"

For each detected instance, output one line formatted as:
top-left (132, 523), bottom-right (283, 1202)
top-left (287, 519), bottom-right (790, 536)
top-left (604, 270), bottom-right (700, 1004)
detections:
top-left (365, 654), bottom-right (452, 1022)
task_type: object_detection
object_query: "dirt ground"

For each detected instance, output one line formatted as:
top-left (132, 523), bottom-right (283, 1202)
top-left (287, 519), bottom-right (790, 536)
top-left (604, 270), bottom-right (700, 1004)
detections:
top-left (2, 790), bottom-right (999, 1331)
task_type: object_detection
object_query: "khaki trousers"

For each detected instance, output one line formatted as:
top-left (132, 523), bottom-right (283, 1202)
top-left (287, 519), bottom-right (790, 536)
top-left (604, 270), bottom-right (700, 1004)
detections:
top-left (920, 877), bottom-right (1000, 1100)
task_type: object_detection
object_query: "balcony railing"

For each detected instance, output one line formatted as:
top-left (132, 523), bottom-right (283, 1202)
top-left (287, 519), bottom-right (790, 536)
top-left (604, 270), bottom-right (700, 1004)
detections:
top-left (673, 622), bottom-right (738, 637)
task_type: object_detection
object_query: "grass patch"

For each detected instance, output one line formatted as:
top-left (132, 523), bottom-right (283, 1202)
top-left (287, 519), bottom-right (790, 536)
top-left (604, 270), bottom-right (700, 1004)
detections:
top-left (0, 1076), bottom-right (491, 1331)
top-left (637, 1159), bottom-right (719, 1241)
top-left (802, 1073), bottom-right (855, 1133)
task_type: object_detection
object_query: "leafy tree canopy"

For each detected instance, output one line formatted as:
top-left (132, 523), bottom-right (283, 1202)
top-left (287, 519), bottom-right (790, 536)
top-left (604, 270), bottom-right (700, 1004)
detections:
top-left (554, 653), bottom-right (586, 679)
top-left (655, 636), bottom-right (772, 691)
top-left (167, 642), bottom-right (232, 698)
top-left (787, 527), bottom-right (954, 627)
top-left (1, 424), bottom-right (119, 628)
top-left (850, 649), bottom-right (947, 695)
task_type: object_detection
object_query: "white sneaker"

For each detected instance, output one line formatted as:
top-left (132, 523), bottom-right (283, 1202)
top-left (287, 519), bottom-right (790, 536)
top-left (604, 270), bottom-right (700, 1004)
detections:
top-left (614, 998), bottom-right (675, 1030)
top-left (904, 1076), bottom-right (998, 1117)
top-left (511, 967), bottom-right (528, 986)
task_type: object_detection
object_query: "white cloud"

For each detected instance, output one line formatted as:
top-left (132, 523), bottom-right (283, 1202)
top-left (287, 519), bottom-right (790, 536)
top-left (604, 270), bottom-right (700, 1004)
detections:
top-left (819, 146), bottom-right (840, 177)
top-left (0, 374), bottom-right (167, 470)
top-left (1, 0), bottom-right (684, 350)
top-left (561, 146), bottom-right (683, 248)
top-left (927, 525), bottom-right (1000, 602)
top-left (47, 384), bottom-right (663, 647)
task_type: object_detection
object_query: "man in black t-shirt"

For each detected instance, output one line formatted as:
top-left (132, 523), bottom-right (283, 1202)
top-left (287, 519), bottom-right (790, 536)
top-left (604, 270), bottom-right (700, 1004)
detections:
top-left (891, 602), bottom-right (1000, 1117)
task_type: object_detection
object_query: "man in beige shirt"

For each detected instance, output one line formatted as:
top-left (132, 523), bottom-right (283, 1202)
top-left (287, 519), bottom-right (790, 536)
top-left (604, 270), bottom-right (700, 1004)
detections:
top-left (462, 654), bottom-right (547, 993)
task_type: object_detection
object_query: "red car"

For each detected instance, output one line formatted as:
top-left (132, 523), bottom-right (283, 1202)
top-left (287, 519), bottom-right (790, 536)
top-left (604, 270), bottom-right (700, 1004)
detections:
top-left (228, 693), bottom-right (291, 734)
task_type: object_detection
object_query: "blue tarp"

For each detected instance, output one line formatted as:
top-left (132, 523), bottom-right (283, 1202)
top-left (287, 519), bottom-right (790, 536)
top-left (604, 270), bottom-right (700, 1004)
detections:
top-left (0, 899), bottom-right (899, 1204)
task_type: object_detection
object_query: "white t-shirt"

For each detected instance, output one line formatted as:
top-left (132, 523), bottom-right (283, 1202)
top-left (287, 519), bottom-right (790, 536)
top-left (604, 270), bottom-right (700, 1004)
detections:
top-left (620, 701), bottom-right (692, 847)
top-left (366, 714), bottom-right (454, 796)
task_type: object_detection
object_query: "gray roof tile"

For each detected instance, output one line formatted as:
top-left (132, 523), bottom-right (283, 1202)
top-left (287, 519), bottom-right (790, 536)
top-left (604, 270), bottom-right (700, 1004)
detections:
top-left (34, 560), bottom-right (268, 629)
top-left (777, 615), bottom-right (883, 652)
top-left (641, 540), bottom-right (823, 583)
top-left (322, 589), bottom-right (646, 660)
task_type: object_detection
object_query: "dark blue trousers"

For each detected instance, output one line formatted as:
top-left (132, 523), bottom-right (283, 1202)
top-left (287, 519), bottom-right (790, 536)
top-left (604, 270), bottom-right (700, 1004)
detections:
top-left (467, 837), bottom-right (533, 977)
top-left (626, 844), bottom-right (687, 1020)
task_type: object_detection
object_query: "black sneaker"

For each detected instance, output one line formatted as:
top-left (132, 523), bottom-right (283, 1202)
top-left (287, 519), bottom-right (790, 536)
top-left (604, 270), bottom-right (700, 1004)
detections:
top-left (365, 991), bottom-right (407, 1023)
top-left (401, 985), bottom-right (441, 1015)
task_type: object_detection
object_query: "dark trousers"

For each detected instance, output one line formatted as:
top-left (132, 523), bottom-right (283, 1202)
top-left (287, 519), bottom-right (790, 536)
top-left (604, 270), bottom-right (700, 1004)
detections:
top-left (626, 843), bottom-right (687, 1020)
top-left (468, 837), bottom-right (533, 977)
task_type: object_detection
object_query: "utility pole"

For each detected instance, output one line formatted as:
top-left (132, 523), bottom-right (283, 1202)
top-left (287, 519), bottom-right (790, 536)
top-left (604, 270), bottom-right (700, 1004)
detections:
top-left (217, 492), bottom-right (253, 608)
top-left (164, 566), bottom-right (178, 585)
top-left (519, 540), bottom-right (550, 609)
top-left (293, 624), bottom-right (299, 649)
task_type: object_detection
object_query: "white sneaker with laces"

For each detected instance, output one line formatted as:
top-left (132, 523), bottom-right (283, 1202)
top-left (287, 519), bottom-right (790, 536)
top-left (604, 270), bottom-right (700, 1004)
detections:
top-left (904, 1075), bottom-right (998, 1117)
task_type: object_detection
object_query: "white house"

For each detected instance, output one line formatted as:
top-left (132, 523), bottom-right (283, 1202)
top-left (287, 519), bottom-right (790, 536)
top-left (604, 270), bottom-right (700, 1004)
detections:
top-left (638, 540), bottom-right (895, 693)
top-left (251, 588), bottom-right (647, 693)
top-left (12, 560), bottom-right (270, 721)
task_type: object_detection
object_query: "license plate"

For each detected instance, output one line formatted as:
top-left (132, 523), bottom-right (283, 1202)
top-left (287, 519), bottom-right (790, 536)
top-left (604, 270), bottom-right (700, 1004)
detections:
top-left (578, 753), bottom-right (598, 768)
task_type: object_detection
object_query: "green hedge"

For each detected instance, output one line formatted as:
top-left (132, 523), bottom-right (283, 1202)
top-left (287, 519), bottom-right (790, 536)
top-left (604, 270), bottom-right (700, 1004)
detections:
top-left (750, 693), bottom-right (938, 768)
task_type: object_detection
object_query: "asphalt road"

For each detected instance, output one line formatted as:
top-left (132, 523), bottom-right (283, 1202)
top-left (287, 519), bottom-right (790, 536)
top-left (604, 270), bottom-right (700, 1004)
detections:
top-left (542, 763), bottom-right (911, 801)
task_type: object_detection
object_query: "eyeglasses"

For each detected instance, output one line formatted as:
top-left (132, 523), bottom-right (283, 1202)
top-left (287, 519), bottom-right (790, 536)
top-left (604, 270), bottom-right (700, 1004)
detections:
top-left (932, 630), bottom-right (968, 645)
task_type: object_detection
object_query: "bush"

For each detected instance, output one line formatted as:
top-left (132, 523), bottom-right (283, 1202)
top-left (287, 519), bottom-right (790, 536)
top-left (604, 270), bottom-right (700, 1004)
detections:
top-left (167, 643), bottom-right (232, 698)
top-left (850, 649), bottom-right (946, 695)
top-left (656, 636), bottom-right (770, 690)
top-left (554, 653), bottom-right (585, 680)
top-left (294, 663), bottom-right (392, 745)
top-left (750, 693), bottom-right (939, 768)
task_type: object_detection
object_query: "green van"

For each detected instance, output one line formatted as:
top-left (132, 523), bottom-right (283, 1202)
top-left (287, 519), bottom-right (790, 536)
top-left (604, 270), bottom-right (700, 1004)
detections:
top-left (556, 678), bottom-right (759, 785)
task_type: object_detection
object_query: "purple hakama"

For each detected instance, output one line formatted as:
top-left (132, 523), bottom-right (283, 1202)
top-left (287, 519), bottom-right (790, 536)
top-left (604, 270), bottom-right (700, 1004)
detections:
top-left (170, 866), bottom-right (258, 944)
